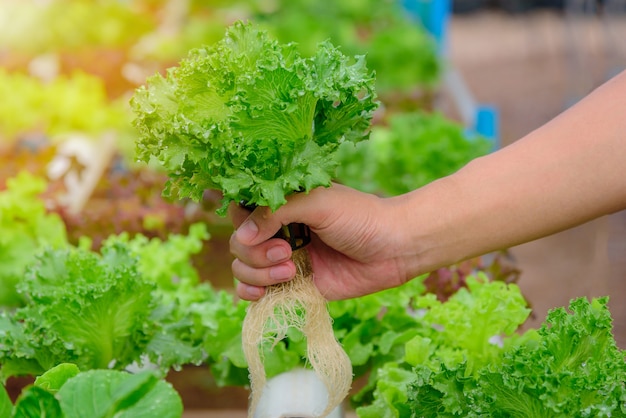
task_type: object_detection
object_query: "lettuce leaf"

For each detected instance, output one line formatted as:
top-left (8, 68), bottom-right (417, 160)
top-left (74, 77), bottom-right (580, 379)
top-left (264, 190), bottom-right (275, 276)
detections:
top-left (353, 276), bottom-right (531, 417)
top-left (0, 385), bottom-right (11, 418)
top-left (0, 243), bottom-right (156, 380)
top-left (5, 365), bottom-right (182, 418)
top-left (131, 20), bottom-right (378, 214)
top-left (411, 277), bottom-right (531, 374)
top-left (101, 223), bottom-right (209, 292)
top-left (335, 111), bottom-right (492, 196)
top-left (0, 172), bottom-right (68, 307)
top-left (57, 369), bottom-right (182, 418)
top-left (407, 297), bottom-right (626, 418)
top-left (0, 223), bottom-right (242, 382)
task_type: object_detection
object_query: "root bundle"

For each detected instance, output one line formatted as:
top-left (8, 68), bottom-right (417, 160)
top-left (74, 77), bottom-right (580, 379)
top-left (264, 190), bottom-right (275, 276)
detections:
top-left (242, 248), bottom-right (352, 418)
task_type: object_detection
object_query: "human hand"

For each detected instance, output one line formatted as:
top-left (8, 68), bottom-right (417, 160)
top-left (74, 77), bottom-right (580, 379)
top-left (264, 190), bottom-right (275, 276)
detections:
top-left (229, 183), bottom-right (411, 301)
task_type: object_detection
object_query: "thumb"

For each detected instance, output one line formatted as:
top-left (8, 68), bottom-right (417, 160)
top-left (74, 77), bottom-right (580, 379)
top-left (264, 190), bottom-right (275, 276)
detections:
top-left (233, 186), bottom-right (332, 246)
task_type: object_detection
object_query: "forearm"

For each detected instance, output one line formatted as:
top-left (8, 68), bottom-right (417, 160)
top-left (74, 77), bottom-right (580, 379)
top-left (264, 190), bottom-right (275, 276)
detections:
top-left (398, 70), bottom-right (626, 278)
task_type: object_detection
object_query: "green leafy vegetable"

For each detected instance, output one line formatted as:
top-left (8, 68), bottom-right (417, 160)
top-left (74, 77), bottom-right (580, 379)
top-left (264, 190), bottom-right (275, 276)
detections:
top-left (197, 289), bottom-right (250, 386)
top-left (0, 243), bottom-right (156, 380)
top-left (0, 69), bottom-right (132, 142)
top-left (0, 384), bottom-right (12, 418)
top-left (356, 362), bottom-right (417, 418)
top-left (102, 223), bottom-right (240, 372)
top-left (57, 369), bottom-right (182, 418)
top-left (357, 292), bottom-right (626, 417)
top-left (131, 20), bottom-right (378, 214)
top-left (11, 385), bottom-right (62, 418)
top-left (4, 365), bottom-right (182, 418)
top-left (0, 222), bottom-right (250, 384)
top-left (452, 297), bottom-right (625, 417)
top-left (0, 171), bottom-right (68, 307)
top-left (190, 274), bottom-right (529, 408)
top-left (194, 271), bottom-right (427, 390)
top-left (353, 276), bottom-right (531, 416)
top-left (356, 16), bottom-right (440, 93)
top-left (329, 276), bottom-right (429, 401)
top-left (34, 363), bottom-right (80, 394)
top-left (335, 111), bottom-right (492, 196)
top-left (411, 277), bottom-right (531, 374)
top-left (254, 0), bottom-right (441, 94)
top-left (102, 222), bottom-right (209, 292)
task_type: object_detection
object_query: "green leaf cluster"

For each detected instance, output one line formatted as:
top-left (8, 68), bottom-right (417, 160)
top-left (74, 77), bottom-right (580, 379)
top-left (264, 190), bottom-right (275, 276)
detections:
top-left (0, 1), bottom-right (154, 54)
top-left (253, 0), bottom-right (441, 93)
top-left (177, 272), bottom-right (527, 396)
top-left (103, 222), bottom-right (209, 292)
top-left (131, 20), bottom-right (378, 214)
top-left (355, 276), bottom-right (531, 417)
top-left (0, 222), bottom-right (244, 382)
top-left (0, 172), bottom-right (67, 307)
top-left (0, 70), bottom-right (132, 142)
top-left (335, 111), bottom-right (492, 196)
top-left (356, 284), bottom-right (626, 417)
top-left (51, 225), bottom-right (278, 389)
top-left (329, 277), bottom-right (429, 403)
top-left (0, 243), bottom-right (156, 379)
top-left (0, 363), bottom-right (183, 418)
top-left (198, 273), bottom-right (528, 404)
top-left (103, 224), bottom-right (255, 379)
top-left (199, 271), bottom-right (428, 388)
top-left (409, 297), bottom-right (626, 417)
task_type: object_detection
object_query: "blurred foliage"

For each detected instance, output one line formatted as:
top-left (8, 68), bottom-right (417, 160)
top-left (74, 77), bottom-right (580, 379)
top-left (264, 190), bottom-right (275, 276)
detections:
top-left (423, 251), bottom-right (522, 302)
top-left (252, 0), bottom-right (441, 95)
top-left (335, 111), bottom-right (492, 196)
top-left (53, 161), bottom-right (220, 249)
top-left (0, 69), bottom-right (132, 143)
top-left (0, 1), bottom-right (154, 54)
top-left (0, 172), bottom-right (68, 308)
top-left (0, 0), bottom-right (440, 99)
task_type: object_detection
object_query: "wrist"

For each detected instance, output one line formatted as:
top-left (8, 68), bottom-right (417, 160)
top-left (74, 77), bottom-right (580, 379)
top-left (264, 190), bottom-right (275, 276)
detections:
top-left (386, 174), bottom-right (463, 282)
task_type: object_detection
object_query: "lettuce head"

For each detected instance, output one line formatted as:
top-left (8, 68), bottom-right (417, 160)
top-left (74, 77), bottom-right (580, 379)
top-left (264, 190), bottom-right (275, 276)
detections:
top-left (131, 20), bottom-right (378, 214)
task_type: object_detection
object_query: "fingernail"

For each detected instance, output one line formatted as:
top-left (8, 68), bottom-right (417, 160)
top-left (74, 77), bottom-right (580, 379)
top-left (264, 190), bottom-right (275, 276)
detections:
top-left (236, 219), bottom-right (258, 243)
top-left (269, 265), bottom-right (293, 282)
top-left (246, 286), bottom-right (264, 299)
top-left (266, 246), bottom-right (289, 262)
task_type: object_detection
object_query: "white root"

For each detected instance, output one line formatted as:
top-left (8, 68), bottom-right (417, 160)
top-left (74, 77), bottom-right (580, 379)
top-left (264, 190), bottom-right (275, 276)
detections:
top-left (242, 248), bottom-right (353, 418)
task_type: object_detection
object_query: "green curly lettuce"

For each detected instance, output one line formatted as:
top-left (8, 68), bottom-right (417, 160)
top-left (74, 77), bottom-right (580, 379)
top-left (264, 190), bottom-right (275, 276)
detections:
top-left (131, 20), bottom-right (378, 214)
top-left (0, 223), bottom-right (247, 382)
top-left (0, 172), bottom-right (68, 307)
top-left (363, 295), bottom-right (626, 417)
top-left (354, 276), bottom-right (531, 417)
top-left (101, 222), bottom-right (209, 292)
top-left (0, 243), bottom-right (156, 380)
top-left (458, 297), bottom-right (626, 417)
